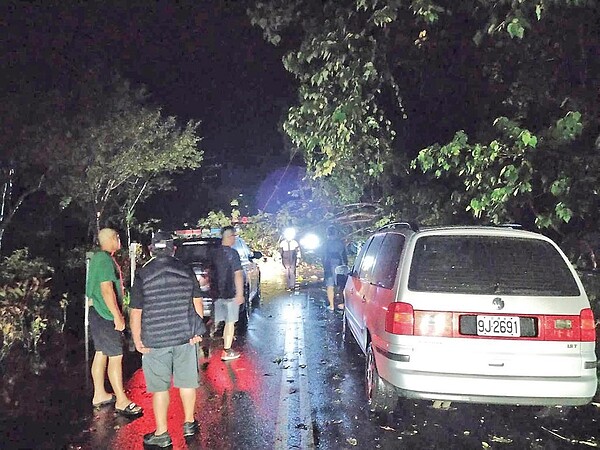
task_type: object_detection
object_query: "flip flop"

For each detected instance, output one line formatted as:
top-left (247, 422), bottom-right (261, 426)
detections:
top-left (92, 394), bottom-right (116, 408)
top-left (115, 402), bottom-right (143, 418)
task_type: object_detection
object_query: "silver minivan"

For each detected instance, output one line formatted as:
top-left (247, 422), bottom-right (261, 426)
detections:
top-left (343, 223), bottom-right (597, 412)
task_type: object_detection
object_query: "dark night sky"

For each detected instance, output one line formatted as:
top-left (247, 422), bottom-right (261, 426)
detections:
top-left (1, 0), bottom-right (299, 227)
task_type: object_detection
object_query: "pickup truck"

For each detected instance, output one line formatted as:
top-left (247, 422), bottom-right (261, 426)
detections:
top-left (173, 229), bottom-right (262, 330)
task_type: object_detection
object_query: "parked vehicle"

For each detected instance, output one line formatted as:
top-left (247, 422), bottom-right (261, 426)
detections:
top-left (173, 229), bottom-right (262, 329)
top-left (342, 223), bottom-right (597, 412)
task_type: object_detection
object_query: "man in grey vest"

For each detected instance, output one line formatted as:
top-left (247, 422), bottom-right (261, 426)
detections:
top-left (129, 231), bottom-right (205, 448)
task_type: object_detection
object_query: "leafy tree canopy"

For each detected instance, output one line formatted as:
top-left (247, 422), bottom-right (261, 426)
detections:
top-left (55, 72), bottom-right (204, 239)
top-left (250, 0), bottom-right (600, 241)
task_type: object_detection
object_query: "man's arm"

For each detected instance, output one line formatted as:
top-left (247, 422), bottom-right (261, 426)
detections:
top-left (234, 270), bottom-right (244, 305)
top-left (129, 272), bottom-right (148, 352)
top-left (341, 242), bottom-right (348, 265)
top-left (193, 297), bottom-right (204, 318)
top-left (189, 296), bottom-right (204, 345)
top-left (129, 308), bottom-right (148, 353)
top-left (100, 281), bottom-right (125, 331)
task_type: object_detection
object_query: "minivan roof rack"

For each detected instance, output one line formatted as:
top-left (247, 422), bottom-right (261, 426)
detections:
top-left (496, 223), bottom-right (524, 230)
top-left (377, 221), bottom-right (419, 232)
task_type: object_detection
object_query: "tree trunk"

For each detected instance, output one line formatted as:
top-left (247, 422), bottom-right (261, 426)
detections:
top-left (0, 170), bottom-right (43, 252)
top-left (0, 170), bottom-right (14, 252)
top-left (126, 220), bottom-right (132, 248)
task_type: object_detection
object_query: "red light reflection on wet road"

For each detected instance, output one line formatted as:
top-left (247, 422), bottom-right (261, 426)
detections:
top-left (110, 347), bottom-right (268, 449)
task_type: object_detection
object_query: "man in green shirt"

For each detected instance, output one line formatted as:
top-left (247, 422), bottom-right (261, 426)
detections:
top-left (86, 228), bottom-right (142, 417)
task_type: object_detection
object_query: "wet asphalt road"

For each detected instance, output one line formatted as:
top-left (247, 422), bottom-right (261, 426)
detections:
top-left (7, 259), bottom-right (600, 449)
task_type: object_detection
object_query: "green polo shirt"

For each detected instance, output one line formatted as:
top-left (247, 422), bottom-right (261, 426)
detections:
top-left (86, 251), bottom-right (123, 320)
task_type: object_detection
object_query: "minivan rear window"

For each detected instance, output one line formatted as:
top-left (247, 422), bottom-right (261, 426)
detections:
top-left (408, 236), bottom-right (580, 296)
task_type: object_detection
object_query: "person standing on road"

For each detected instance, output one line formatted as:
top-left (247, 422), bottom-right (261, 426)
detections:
top-left (212, 225), bottom-right (244, 361)
top-left (86, 228), bottom-right (143, 417)
top-left (129, 231), bottom-right (205, 448)
top-left (322, 226), bottom-right (348, 311)
top-left (279, 227), bottom-right (300, 291)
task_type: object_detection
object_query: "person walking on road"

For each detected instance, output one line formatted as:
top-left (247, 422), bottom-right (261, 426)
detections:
top-left (86, 228), bottom-right (143, 417)
top-left (213, 225), bottom-right (244, 361)
top-left (129, 231), bottom-right (205, 448)
top-left (279, 227), bottom-right (300, 290)
top-left (322, 226), bottom-right (348, 311)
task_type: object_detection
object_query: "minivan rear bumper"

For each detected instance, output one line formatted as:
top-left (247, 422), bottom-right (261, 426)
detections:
top-left (395, 386), bottom-right (594, 406)
top-left (375, 347), bottom-right (597, 406)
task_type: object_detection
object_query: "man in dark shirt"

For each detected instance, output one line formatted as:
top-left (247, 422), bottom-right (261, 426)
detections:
top-left (129, 231), bottom-right (204, 448)
top-left (322, 226), bottom-right (348, 311)
top-left (213, 225), bottom-right (244, 361)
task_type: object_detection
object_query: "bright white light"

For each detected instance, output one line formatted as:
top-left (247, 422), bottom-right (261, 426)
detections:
top-left (300, 233), bottom-right (320, 250)
top-left (283, 227), bottom-right (296, 240)
top-left (361, 255), bottom-right (375, 272)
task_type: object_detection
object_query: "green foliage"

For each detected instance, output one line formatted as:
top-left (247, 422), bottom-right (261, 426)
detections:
top-left (196, 210), bottom-right (233, 228)
top-left (237, 212), bottom-right (280, 256)
top-left (250, 0), bottom-right (403, 203)
top-left (0, 249), bottom-right (61, 362)
top-left (54, 73), bottom-right (203, 239)
top-left (0, 249), bottom-right (54, 285)
top-left (413, 111), bottom-right (596, 233)
top-left (251, 0), bottom-right (599, 244)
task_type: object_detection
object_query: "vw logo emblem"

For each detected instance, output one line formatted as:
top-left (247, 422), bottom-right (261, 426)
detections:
top-left (492, 297), bottom-right (504, 310)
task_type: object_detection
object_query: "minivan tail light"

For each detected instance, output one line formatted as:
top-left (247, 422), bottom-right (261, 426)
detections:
top-left (542, 308), bottom-right (596, 342)
top-left (385, 302), bottom-right (414, 335)
top-left (580, 308), bottom-right (596, 342)
top-left (414, 311), bottom-right (453, 337)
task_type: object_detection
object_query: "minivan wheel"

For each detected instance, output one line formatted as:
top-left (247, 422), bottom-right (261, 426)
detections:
top-left (366, 343), bottom-right (397, 414)
top-left (342, 309), bottom-right (351, 343)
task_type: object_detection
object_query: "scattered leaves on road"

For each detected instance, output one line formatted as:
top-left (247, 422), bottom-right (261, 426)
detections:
top-left (541, 426), bottom-right (599, 447)
top-left (346, 437), bottom-right (358, 446)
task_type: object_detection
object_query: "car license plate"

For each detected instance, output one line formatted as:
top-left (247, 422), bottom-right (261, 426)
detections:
top-left (476, 315), bottom-right (520, 337)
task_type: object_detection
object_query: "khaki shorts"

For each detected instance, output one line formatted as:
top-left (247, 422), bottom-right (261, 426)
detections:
top-left (214, 298), bottom-right (240, 324)
top-left (142, 343), bottom-right (199, 392)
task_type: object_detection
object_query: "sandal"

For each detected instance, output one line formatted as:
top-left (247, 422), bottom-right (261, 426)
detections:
top-left (115, 402), bottom-right (143, 418)
top-left (92, 394), bottom-right (116, 408)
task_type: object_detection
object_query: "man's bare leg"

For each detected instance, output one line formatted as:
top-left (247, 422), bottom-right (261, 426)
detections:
top-left (179, 388), bottom-right (196, 424)
top-left (107, 355), bottom-right (131, 409)
top-left (327, 286), bottom-right (335, 309)
top-left (223, 322), bottom-right (235, 350)
top-left (91, 351), bottom-right (112, 404)
top-left (152, 391), bottom-right (170, 435)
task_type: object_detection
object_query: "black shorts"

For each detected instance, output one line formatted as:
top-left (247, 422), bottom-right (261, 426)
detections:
top-left (89, 307), bottom-right (124, 357)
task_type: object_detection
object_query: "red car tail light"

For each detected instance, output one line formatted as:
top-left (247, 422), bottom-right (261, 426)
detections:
top-left (385, 302), bottom-right (414, 335)
top-left (580, 308), bottom-right (596, 342)
top-left (414, 311), bottom-right (453, 337)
